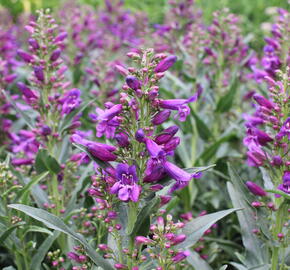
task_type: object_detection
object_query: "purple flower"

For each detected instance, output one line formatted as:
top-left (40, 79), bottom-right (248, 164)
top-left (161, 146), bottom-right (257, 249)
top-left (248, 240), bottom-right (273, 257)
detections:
top-left (155, 126), bottom-right (179, 144)
top-left (278, 171), bottom-right (290, 194)
top-left (33, 66), bottom-right (45, 82)
top-left (276, 117), bottom-right (290, 140)
top-left (159, 95), bottom-right (198, 122)
top-left (87, 142), bottom-right (117, 162)
top-left (154, 55), bottom-right (177, 73)
top-left (145, 138), bottom-right (165, 159)
top-left (163, 161), bottom-right (201, 192)
top-left (251, 128), bottom-right (273, 145)
top-left (94, 104), bottom-right (122, 138)
top-left (50, 48), bottom-right (61, 62)
top-left (28, 38), bottom-right (39, 50)
top-left (59, 89), bottom-right (81, 115)
top-left (172, 251), bottom-right (190, 263)
top-left (135, 128), bottom-right (145, 142)
top-left (253, 94), bottom-right (274, 110)
top-left (115, 132), bottom-right (129, 147)
top-left (152, 110), bottom-right (171, 125)
top-left (54, 32), bottom-right (68, 43)
top-left (245, 181), bottom-right (267, 196)
top-left (126, 75), bottom-right (141, 90)
top-left (110, 163), bottom-right (140, 202)
top-left (17, 49), bottom-right (33, 63)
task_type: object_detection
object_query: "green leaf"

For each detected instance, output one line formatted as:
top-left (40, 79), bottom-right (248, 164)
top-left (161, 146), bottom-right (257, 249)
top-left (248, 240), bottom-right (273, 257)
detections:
top-left (265, 189), bottom-right (290, 200)
top-left (14, 171), bottom-right (49, 203)
top-left (2, 90), bottom-right (34, 128)
top-left (186, 250), bottom-right (213, 270)
top-left (177, 208), bottom-right (240, 249)
top-left (191, 110), bottom-right (212, 141)
top-left (0, 222), bottom-right (26, 243)
top-left (198, 134), bottom-right (236, 163)
top-left (219, 266), bottom-right (228, 270)
top-left (215, 78), bottom-right (238, 113)
top-left (30, 231), bottom-right (60, 269)
top-left (23, 225), bottom-right (53, 236)
top-left (72, 143), bottom-right (111, 170)
top-left (35, 149), bottom-right (61, 174)
top-left (65, 163), bottom-right (93, 216)
top-left (9, 204), bottom-right (114, 270)
top-left (129, 197), bottom-right (161, 237)
top-left (227, 164), bottom-right (269, 267)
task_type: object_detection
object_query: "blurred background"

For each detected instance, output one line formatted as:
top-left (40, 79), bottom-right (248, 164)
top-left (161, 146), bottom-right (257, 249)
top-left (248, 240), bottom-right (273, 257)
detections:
top-left (1, 0), bottom-right (288, 24)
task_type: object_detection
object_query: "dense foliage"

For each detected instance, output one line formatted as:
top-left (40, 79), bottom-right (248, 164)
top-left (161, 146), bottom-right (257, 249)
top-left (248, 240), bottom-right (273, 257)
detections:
top-left (0, 1), bottom-right (289, 269)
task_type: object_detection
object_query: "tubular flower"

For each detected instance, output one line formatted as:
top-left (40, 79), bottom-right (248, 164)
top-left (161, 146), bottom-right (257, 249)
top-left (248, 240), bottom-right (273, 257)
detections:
top-left (110, 163), bottom-right (141, 202)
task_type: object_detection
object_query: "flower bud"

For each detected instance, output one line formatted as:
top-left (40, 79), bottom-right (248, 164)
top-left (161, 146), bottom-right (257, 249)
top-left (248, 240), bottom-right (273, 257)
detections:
top-left (115, 133), bottom-right (129, 147)
top-left (245, 181), bottom-right (267, 197)
top-left (152, 110), bottom-right (171, 125)
top-left (135, 128), bottom-right (145, 142)
top-left (17, 49), bottom-right (33, 63)
top-left (154, 55), bottom-right (177, 73)
top-left (171, 234), bottom-right (186, 245)
top-left (135, 236), bottom-right (154, 245)
top-left (172, 251), bottom-right (190, 263)
top-left (34, 66), bottom-right (45, 82)
top-left (50, 48), bottom-right (61, 62)
top-left (126, 75), bottom-right (141, 90)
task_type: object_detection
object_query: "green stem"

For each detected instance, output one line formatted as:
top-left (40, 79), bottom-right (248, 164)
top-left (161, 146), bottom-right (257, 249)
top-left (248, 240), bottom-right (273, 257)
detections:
top-left (271, 201), bottom-right (286, 270)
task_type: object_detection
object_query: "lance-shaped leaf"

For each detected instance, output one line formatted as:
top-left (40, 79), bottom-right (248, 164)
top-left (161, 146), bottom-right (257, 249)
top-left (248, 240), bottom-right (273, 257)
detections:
top-left (227, 164), bottom-right (270, 268)
top-left (186, 250), bottom-right (213, 270)
top-left (35, 149), bottom-right (61, 174)
top-left (9, 204), bottom-right (114, 270)
top-left (177, 208), bottom-right (240, 249)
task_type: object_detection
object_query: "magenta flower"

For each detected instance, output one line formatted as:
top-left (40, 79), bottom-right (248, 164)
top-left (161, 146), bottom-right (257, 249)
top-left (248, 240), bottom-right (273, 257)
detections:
top-left (126, 75), bottom-right (141, 90)
top-left (172, 250), bottom-right (190, 263)
top-left (152, 110), bottom-right (171, 125)
top-left (59, 89), bottom-right (81, 115)
top-left (154, 55), bottom-right (177, 73)
top-left (110, 163), bottom-right (141, 202)
top-left (159, 95), bottom-right (198, 122)
top-left (17, 49), bottom-right (33, 63)
top-left (94, 104), bottom-right (122, 138)
top-left (245, 181), bottom-right (267, 196)
top-left (278, 171), bottom-right (290, 194)
top-left (163, 161), bottom-right (201, 192)
top-left (33, 66), bottom-right (45, 82)
top-left (253, 94), bottom-right (274, 110)
top-left (276, 117), bottom-right (290, 140)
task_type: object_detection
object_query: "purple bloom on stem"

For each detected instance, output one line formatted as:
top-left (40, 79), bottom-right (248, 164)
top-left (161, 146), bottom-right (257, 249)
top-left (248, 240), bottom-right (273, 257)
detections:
top-left (252, 128), bottom-right (273, 145)
top-left (110, 163), bottom-right (140, 202)
top-left (28, 38), bottom-right (39, 50)
top-left (87, 142), bottom-right (117, 162)
top-left (34, 66), bottom-right (45, 82)
top-left (245, 181), bottom-right (267, 196)
top-left (172, 251), bottom-right (190, 263)
top-left (155, 125), bottom-right (179, 144)
top-left (59, 89), bottom-right (81, 115)
top-left (17, 49), bottom-right (33, 63)
top-left (163, 161), bottom-right (201, 192)
top-left (253, 94), bottom-right (274, 110)
top-left (145, 138), bottom-right (165, 158)
top-left (115, 132), bottom-right (129, 147)
top-left (154, 55), bottom-right (177, 73)
top-left (95, 104), bottom-right (122, 138)
top-left (152, 110), bottom-right (171, 125)
top-left (135, 128), bottom-right (145, 142)
top-left (276, 117), bottom-right (290, 140)
top-left (278, 171), bottom-right (290, 194)
top-left (50, 48), bottom-right (61, 62)
top-left (126, 75), bottom-right (141, 90)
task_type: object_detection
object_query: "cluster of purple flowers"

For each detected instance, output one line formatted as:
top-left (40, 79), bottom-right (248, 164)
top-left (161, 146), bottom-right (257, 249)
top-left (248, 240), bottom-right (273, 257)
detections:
top-left (243, 69), bottom-right (289, 195)
top-left (8, 10), bottom-right (82, 167)
top-left (251, 8), bottom-right (289, 81)
top-left (73, 49), bottom-right (202, 204)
